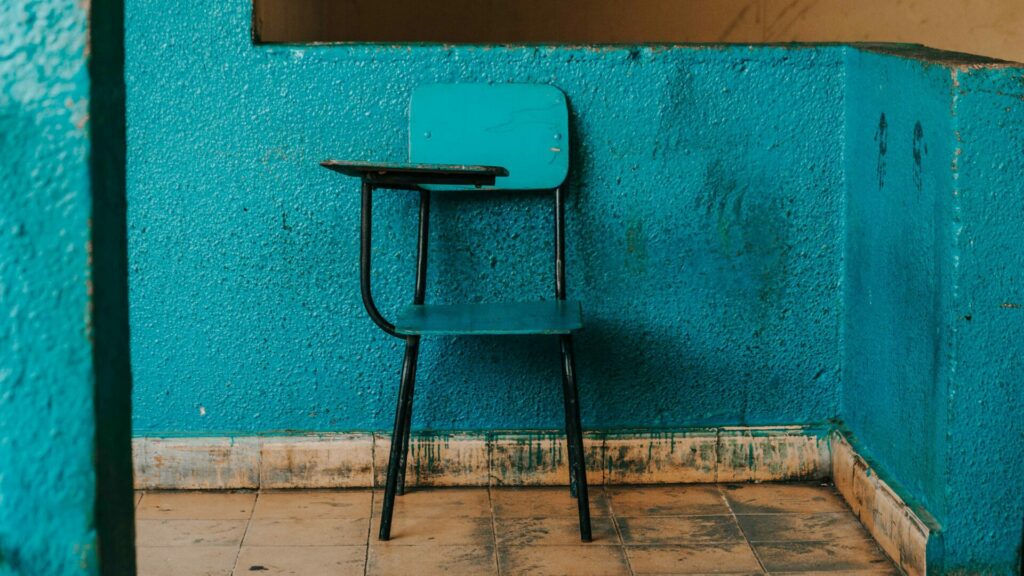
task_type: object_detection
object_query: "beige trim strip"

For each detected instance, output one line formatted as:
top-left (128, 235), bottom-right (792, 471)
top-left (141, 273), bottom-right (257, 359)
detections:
top-left (830, 431), bottom-right (934, 576)
top-left (133, 427), bottom-right (830, 490)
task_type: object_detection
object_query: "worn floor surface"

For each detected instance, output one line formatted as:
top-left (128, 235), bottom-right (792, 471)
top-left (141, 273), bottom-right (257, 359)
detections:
top-left (135, 482), bottom-right (898, 576)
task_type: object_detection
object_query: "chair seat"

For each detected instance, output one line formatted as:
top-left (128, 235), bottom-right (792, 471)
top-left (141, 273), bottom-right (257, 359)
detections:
top-left (395, 300), bottom-right (582, 336)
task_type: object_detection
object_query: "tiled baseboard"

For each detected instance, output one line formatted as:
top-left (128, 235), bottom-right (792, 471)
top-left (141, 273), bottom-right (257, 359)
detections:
top-left (830, 431), bottom-right (936, 576)
top-left (132, 426), bottom-right (830, 490)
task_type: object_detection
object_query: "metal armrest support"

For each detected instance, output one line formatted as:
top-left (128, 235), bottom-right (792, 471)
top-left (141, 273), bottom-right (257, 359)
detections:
top-left (359, 181), bottom-right (431, 339)
top-left (360, 181), bottom-right (402, 338)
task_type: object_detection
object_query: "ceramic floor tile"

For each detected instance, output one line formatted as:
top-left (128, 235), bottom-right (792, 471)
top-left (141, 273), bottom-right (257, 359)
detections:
top-left (721, 483), bottom-right (847, 515)
top-left (737, 512), bottom-right (872, 543)
top-left (252, 490), bottom-right (372, 519)
top-left (625, 542), bottom-right (764, 574)
top-left (753, 540), bottom-right (894, 572)
top-left (617, 515), bottom-right (745, 545)
top-left (136, 491), bottom-right (255, 519)
top-left (135, 545), bottom-right (237, 576)
top-left (495, 516), bottom-right (619, 546)
top-left (135, 519), bottom-right (247, 547)
top-left (491, 487), bottom-right (611, 517)
top-left (234, 545), bottom-right (366, 576)
top-left (498, 544), bottom-right (632, 576)
top-left (126, 484), bottom-right (898, 575)
top-left (371, 487), bottom-right (490, 517)
top-left (366, 544), bottom-right (497, 576)
top-left (243, 517), bottom-right (370, 546)
top-left (608, 485), bottom-right (730, 516)
top-left (370, 515), bottom-right (493, 545)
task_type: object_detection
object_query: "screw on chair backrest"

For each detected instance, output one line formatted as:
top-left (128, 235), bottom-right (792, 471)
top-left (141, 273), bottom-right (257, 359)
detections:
top-left (409, 83), bottom-right (569, 191)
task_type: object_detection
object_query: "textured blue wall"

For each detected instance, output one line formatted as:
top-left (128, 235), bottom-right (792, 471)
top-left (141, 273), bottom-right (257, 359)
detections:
top-left (0, 1), bottom-right (98, 573)
top-left (123, 2), bottom-right (1022, 570)
top-left (843, 49), bottom-right (955, 519)
top-left (843, 48), bottom-right (1024, 575)
top-left (125, 0), bottom-right (846, 435)
top-left (941, 66), bottom-right (1024, 575)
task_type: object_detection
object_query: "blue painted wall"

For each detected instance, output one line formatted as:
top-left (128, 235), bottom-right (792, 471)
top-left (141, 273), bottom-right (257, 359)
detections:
top-left (843, 49), bottom-right (956, 520)
top-left (843, 48), bottom-right (1024, 574)
top-left (940, 66), bottom-right (1024, 575)
top-left (0, 1), bottom-right (98, 573)
top-left (122, 2), bottom-right (1022, 570)
top-left (125, 0), bottom-right (846, 435)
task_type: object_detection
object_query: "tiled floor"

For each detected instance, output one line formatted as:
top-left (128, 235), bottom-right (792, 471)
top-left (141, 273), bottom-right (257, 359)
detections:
top-left (134, 482), bottom-right (898, 576)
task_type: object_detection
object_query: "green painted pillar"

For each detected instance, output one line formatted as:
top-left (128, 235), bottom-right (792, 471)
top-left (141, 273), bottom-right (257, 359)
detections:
top-left (0, 0), bottom-right (134, 574)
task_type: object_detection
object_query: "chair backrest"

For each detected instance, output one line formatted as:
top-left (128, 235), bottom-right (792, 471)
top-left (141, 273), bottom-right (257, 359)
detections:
top-left (409, 83), bottom-right (569, 191)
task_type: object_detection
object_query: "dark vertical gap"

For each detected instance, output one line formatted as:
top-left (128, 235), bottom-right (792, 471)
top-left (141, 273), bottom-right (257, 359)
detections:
top-left (251, 0), bottom-right (261, 43)
top-left (88, 0), bottom-right (136, 573)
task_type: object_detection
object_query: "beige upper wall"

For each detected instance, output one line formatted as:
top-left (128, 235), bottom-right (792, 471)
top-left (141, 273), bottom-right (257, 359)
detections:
top-left (255, 0), bottom-right (1024, 63)
top-left (762, 0), bottom-right (1024, 63)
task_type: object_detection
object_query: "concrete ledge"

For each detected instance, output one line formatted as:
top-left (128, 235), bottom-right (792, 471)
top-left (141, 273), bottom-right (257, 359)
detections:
top-left (133, 426), bottom-right (830, 490)
top-left (830, 431), bottom-right (935, 576)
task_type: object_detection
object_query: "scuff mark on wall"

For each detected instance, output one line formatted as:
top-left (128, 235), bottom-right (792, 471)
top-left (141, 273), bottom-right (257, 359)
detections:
top-left (875, 112), bottom-right (888, 189)
top-left (912, 120), bottom-right (926, 192)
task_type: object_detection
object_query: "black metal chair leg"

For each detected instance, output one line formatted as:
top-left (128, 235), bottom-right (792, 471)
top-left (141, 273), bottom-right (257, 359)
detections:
top-left (397, 395), bottom-right (413, 495)
top-left (561, 348), bottom-right (579, 498)
top-left (560, 334), bottom-right (591, 542)
top-left (379, 336), bottom-right (420, 541)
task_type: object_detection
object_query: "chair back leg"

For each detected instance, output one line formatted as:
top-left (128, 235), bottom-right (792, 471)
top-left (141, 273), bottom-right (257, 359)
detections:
top-left (561, 355), bottom-right (579, 498)
top-left (397, 402), bottom-right (413, 495)
top-left (560, 334), bottom-right (592, 541)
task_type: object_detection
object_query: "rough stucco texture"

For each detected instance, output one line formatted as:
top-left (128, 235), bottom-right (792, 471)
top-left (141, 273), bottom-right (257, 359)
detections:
top-left (0, 1), bottom-right (98, 574)
top-left (842, 50), bottom-right (955, 518)
top-left (125, 0), bottom-right (846, 435)
top-left (941, 67), bottom-right (1024, 575)
top-left (843, 50), bottom-right (1024, 574)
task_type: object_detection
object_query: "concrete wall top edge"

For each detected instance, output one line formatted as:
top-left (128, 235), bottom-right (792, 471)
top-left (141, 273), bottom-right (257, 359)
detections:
top-left (253, 38), bottom-right (1020, 66)
top-left (851, 43), bottom-right (1018, 67)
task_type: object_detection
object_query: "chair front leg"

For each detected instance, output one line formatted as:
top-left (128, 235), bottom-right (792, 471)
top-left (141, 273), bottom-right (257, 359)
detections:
top-left (398, 188), bottom-right (429, 497)
top-left (379, 336), bottom-right (421, 541)
top-left (560, 334), bottom-right (592, 542)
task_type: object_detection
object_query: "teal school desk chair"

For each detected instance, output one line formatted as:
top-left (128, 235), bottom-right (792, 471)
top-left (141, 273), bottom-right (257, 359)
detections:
top-left (321, 83), bottom-right (591, 542)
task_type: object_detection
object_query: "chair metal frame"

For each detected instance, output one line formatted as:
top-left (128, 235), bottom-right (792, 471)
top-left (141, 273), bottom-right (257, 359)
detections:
top-left (321, 86), bottom-right (591, 542)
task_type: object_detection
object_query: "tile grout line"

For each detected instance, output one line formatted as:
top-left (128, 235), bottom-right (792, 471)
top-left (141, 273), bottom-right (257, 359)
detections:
top-left (487, 483), bottom-right (502, 576)
top-left (363, 488), bottom-right (374, 576)
top-left (718, 484), bottom-right (769, 574)
top-left (606, 485), bottom-right (637, 576)
top-left (230, 493), bottom-right (257, 576)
